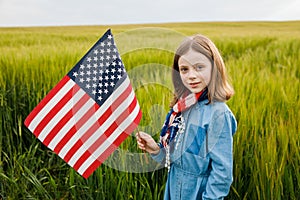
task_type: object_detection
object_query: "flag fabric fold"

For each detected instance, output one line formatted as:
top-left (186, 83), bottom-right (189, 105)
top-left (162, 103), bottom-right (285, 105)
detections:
top-left (24, 29), bottom-right (142, 178)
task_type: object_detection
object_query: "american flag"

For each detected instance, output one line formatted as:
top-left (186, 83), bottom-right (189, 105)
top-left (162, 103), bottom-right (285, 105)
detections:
top-left (24, 29), bottom-right (142, 178)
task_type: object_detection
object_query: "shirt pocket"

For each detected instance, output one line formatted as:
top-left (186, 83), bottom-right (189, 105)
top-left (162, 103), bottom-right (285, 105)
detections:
top-left (181, 151), bottom-right (210, 176)
top-left (185, 123), bottom-right (208, 158)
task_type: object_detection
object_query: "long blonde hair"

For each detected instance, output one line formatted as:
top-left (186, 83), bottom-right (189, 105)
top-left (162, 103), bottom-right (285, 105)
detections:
top-left (171, 34), bottom-right (234, 106)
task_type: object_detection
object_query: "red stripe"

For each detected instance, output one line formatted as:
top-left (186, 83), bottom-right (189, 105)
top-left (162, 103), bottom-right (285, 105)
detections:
top-left (43, 93), bottom-right (90, 146)
top-left (24, 76), bottom-right (70, 128)
top-left (54, 126), bottom-right (77, 154)
top-left (81, 109), bottom-right (142, 179)
top-left (54, 103), bottom-right (99, 154)
top-left (62, 107), bottom-right (111, 163)
top-left (72, 121), bottom-right (118, 171)
top-left (90, 121), bottom-right (118, 153)
top-left (114, 97), bottom-right (137, 128)
top-left (82, 159), bottom-right (101, 179)
top-left (119, 108), bottom-right (142, 136)
top-left (83, 83), bottom-right (132, 145)
top-left (72, 147), bottom-right (95, 170)
top-left (81, 142), bottom-right (116, 178)
top-left (63, 83), bottom-right (132, 163)
top-left (32, 84), bottom-right (80, 137)
top-left (73, 96), bottom-right (138, 171)
top-left (177, 99), bottom-right (183, 111)
top-left (63, 139), bottom-right (84, 163)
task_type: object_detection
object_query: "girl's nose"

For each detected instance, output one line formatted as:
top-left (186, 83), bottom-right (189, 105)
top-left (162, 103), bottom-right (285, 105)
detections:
top-left (187, 68), bottom-right (197, 79)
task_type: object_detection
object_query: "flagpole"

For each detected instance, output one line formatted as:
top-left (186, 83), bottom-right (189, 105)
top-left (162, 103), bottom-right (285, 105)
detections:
top-left (136, 127), bottom-right (149, 164)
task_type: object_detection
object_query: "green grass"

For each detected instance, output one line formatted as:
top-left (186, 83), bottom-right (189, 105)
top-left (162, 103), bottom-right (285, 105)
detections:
top-left (1, 21), bottom-right (300, 199)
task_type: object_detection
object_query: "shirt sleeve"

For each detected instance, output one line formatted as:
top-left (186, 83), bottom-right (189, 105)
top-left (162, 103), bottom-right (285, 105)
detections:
top-left (150, 145), bottom-right (166, 164)
top-left (202, 111), bottom-right (236, 200)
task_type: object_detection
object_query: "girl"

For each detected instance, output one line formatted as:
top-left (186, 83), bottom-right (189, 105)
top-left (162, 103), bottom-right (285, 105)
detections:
top-left (136, 34), bottom-right (237, 200)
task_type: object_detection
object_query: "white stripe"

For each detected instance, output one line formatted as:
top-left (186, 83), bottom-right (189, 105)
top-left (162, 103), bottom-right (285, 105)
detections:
top-left (78, 100), bottom-right (140, 175)
top-left (58, 77), bottom-right (130, 158)
top-left (38, 89), bottom-right (85, 142)
top-left (48, 97), bottom-right (96, 150)
top-left (185, 93), bottom-right (197, 107)
top-left (28, 80), bottom-right (75, 131)
top-left (68, 89), bottom-right (135, 166)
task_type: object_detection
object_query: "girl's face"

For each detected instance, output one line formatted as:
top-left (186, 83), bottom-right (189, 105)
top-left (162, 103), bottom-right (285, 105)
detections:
top-left (178, 50), bottom-right (212, 94)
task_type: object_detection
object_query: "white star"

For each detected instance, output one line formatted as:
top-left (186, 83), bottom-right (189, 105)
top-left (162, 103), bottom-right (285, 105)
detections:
top-left (110, 82), bottom-right (115, 87)
top-left (98, 96), bottom-right (103, 101)
top-left (73, 72), bottom-right (78, 77)
top-left (100, 42), bottom-right (105, 47)
top-left (106, 49), bottom-right (111, 53)
top-left (113, 48), bottom-right (117, 53)
top-left (112, 62), bottom-right (116, 67)
top-left (100, 49), bottom-right (105, 54)
top-left (104, 82), bottom-right (109, 87)
top-left (94, 50), bottom-right (99, 55)
top-left (111, 75), bottom-right (115, 80)
top-left (85, 84), bottom-right (91, 89)
top-left (106, 55), bottom-right (111, 60)
top-left (105, 69), bottom-right (110, 73)
top-left (112, 55), bottom-right (117, 60)
top-left (87, 57), bottom-right (92, 62)
top-left (105, 76), bottom-right (109, 81)
top-left (117, 75), bottom-right (122, 79)
top-left (92, 90), bottom-right (96, 95)
top-left (100, 56), bottom-right (104, 61)
top-left (100, 63), bottom-right (104, 68)
top-left (94, 57), bottom-right (98, 62)
top-left (97, 89), bottom-right (102, 94)
top-left (98, 82), bottom-right (103, 88)
top-left (86, 70), bottom-right (91, 76)
top-left (111, 68), bottom-right (116, 73)
top-left (93, 70), bottom-right (98, 75)
top-left (107, 41), bottom-right (112, 46)
top-left (79, 78), bottom-right (84, 83)
top-left (104, 89), bottom-right (108, 94)
top-left (80, 71), bottom-right (85, 76)
top-left (92, 83), bottom-right (97, 88)
top-left (87, 64), bottom-right (92, 69)
top-left (86, 77), bottom-right (91, 82)
top-left (92, 77), bottom-right (97, 82)
top-left (108, 34), bottom-right (112, 40)
top-left (80, 64), bottom-right (85, 69)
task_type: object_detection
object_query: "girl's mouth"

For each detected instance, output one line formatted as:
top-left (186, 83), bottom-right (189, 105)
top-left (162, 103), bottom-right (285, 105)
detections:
top-left (189, 82), bottom-right (201, 88)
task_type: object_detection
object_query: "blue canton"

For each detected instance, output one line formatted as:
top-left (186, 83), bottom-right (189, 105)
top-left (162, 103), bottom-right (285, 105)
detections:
top-left (67, 29), bottom-right (126, 105)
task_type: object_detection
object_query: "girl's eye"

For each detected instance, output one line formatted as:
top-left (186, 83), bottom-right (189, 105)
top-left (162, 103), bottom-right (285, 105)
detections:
top-left (179, 67), bottom-right (188, 73)
top-left (195, 65), bottom-right (203, 71)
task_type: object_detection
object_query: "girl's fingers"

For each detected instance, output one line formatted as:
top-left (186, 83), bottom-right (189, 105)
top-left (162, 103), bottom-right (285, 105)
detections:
top-left (136, 131), bottom-right (158, 153)
top-left (136, 134), bottom-right (146, 150)
top-left (136, 132), bottom-right (148, 143)
top-left (137, 140), bottom-right (144, 147)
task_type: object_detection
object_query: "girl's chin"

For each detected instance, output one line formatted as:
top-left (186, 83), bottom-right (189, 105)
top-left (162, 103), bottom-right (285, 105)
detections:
top-left (189, 87), bottom-right (204, 93)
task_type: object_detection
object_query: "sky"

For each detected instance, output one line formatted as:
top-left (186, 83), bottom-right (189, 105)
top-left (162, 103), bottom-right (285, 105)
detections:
top-left (0, 0), bottom-right (300, 27)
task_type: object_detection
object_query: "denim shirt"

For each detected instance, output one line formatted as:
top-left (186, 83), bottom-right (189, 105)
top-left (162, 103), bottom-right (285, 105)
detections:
top-left (152, 100), bottom-right (237, 200)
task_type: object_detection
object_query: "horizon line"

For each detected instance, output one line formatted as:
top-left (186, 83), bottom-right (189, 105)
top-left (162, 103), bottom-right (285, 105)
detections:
top-left (1, 19), bottom-right (300, 28)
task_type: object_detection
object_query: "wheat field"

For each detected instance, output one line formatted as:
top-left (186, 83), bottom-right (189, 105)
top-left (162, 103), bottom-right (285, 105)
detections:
top-left (0, 21), bottom-right (299, 199)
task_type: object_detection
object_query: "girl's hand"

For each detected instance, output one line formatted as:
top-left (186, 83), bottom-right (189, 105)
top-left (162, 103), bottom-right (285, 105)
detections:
top-left (136, 131), bottom-right (160, 155)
